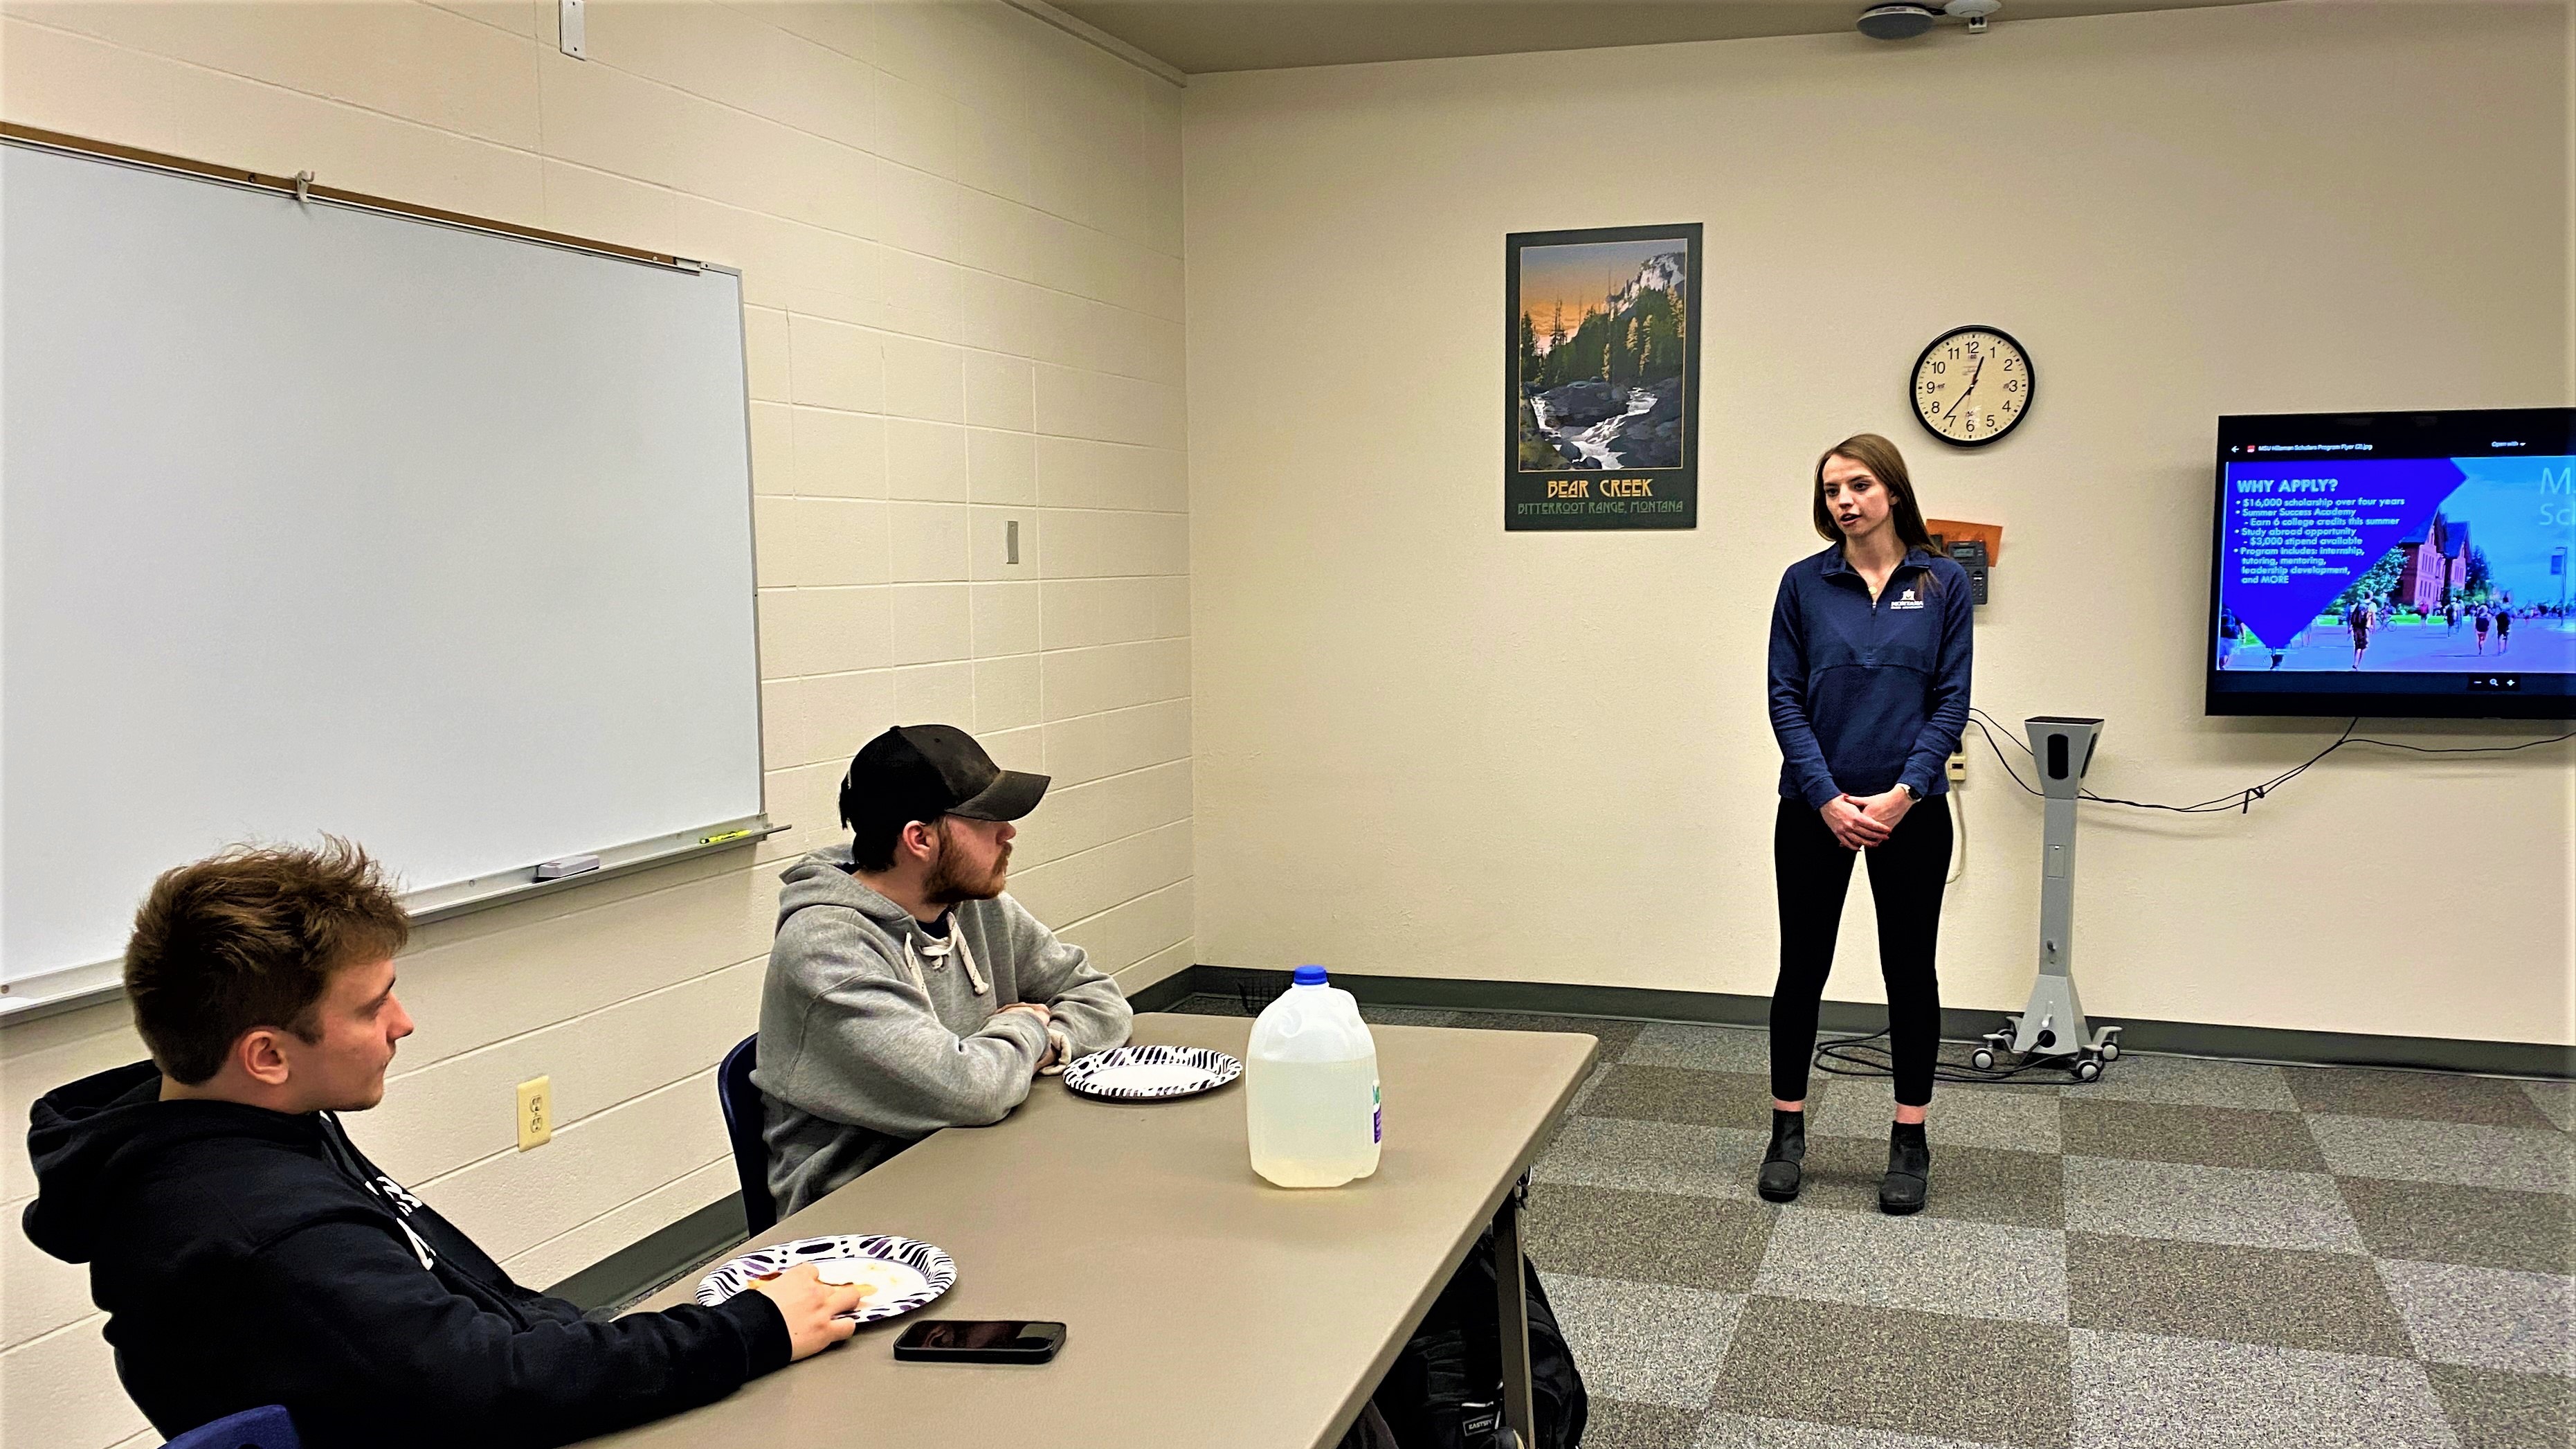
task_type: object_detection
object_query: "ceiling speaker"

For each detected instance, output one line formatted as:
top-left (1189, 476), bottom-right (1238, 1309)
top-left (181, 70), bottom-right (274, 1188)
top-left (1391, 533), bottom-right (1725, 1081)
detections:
top-left (1856, 3), bottom-right (1937, 40)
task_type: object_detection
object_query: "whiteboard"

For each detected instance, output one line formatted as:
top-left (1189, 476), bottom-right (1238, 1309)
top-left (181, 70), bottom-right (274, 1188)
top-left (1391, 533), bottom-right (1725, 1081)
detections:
top-left (2, 139), bottom-right (765, 1007)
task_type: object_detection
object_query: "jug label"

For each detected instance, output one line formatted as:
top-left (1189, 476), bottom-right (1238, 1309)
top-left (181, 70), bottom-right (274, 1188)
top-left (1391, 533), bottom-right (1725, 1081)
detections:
top-left (1372, 1082), bottom-right (1383, 1144)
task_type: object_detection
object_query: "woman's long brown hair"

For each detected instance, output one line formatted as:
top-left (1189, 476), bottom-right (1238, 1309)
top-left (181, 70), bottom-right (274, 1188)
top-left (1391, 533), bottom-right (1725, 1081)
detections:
top-left (1811, 433), bottom-right (1936, 554)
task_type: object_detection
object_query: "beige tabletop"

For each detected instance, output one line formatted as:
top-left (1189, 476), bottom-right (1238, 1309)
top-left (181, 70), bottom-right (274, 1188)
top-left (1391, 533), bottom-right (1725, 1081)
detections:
top-left (586, 1012), bottom-right (1597, 1449)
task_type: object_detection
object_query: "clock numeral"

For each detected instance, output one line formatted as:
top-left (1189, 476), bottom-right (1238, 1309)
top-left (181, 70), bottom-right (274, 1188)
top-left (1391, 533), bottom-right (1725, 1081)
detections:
top-left (1918, 332), bottom-right (2026, 444)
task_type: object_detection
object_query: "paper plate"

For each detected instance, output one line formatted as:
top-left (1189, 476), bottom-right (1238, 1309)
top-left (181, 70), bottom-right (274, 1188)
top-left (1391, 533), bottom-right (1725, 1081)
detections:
top-left (1062, 1044), bottom-right (1243, 1101)
top-left (695, 1234), bottom-right (954, 1326)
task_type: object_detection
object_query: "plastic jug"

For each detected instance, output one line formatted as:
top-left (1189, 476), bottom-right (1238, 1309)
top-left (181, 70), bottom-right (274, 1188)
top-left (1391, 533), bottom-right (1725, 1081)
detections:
top-left (1246, 966), bottom-right (1381, 1188)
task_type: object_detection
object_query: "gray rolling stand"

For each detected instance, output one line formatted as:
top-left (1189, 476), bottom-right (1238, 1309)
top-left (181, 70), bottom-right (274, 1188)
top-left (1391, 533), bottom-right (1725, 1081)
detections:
top-left (1970, 715), bottom-right (2123, 1081)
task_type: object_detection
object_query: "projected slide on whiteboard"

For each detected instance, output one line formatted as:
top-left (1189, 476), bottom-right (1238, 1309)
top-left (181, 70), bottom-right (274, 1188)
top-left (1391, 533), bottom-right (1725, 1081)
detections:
top-left (2, 137), bottom-right (766, 1009)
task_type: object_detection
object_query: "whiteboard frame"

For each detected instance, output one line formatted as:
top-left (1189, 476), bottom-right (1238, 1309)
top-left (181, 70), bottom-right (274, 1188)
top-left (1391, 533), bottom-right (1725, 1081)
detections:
top-left (0, 127), bottom-right (781, 1024)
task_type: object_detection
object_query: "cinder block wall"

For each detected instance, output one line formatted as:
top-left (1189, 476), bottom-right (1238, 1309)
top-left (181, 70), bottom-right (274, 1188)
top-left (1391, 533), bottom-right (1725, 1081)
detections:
top-left (0, 4), bottom-right (1190, 1445)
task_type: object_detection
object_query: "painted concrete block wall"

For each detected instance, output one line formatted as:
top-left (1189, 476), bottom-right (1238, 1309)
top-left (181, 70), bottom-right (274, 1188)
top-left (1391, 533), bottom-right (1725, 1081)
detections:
top-left (0, 4), bottom-right (1188, 1446)
top-left (1182, 1), bottom-right (2573, 1048)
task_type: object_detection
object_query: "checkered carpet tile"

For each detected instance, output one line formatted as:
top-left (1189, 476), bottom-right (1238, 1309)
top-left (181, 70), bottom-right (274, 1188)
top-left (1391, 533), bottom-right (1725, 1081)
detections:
top-left (1173, 997), bottom-right (2575, 1449)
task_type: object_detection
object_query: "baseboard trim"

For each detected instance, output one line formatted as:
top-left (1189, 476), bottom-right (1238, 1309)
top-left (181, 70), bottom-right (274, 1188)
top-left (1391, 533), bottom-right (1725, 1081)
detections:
top-left (1173, 965), bottom-right (2576, 1079)
top-left (1126, 966), bottom-right (1207, 1014)
top-left (548, 1194), bottom-right (749, 1313)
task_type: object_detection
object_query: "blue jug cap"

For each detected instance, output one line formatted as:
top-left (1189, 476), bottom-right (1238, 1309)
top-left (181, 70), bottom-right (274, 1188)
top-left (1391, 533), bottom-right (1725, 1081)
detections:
top-left (1291, 965), bottom-right (1329, 987)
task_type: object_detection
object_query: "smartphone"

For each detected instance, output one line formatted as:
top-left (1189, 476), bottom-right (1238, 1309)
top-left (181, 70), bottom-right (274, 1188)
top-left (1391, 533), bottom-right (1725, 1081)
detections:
top-left (891, 1319), bottom-right (1066, 1365)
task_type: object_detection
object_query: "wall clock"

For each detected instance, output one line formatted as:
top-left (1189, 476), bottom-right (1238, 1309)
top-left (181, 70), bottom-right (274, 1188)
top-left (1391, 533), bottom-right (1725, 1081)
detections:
top-left (1911, 325), bottom-right (2032, 447)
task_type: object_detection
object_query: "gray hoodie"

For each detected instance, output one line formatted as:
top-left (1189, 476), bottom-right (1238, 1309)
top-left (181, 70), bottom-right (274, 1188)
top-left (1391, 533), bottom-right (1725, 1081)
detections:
top-left (754, 846), bottom-right (1133, 1214)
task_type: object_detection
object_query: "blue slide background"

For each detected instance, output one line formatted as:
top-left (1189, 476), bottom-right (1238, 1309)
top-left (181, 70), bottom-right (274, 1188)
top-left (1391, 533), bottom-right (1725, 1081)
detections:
top-left (2219, 455), bottom-right (2573, 653)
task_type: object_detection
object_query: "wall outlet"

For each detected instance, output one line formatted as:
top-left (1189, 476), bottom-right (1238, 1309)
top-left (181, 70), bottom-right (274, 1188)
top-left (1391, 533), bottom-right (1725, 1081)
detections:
top-left (516, 1076), bottom-right (553, 1151)
top-left (559, 0), bottom-right (586, 60)
top-left (1946, 750), bottom-right (1968, 782)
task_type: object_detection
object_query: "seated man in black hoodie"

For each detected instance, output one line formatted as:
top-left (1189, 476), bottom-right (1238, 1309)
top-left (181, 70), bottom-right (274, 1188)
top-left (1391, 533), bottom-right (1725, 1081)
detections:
top-left (24, 840), bottom-right (862, 1448)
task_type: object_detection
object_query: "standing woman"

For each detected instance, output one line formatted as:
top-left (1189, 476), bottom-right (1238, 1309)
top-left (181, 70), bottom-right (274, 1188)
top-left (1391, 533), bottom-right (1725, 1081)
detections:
top-left (1760, 433), bottom-right (1972, 1214)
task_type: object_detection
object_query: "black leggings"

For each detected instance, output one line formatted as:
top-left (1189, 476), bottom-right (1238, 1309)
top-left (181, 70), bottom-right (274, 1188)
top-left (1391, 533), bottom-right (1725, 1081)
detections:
top-left (1769, 795), bottom-right (1953, 1108)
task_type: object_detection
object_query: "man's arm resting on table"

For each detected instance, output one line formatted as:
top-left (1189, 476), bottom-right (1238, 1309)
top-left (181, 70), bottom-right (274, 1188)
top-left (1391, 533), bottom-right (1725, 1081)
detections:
top-left (997, 894), bottom-right (1133, 1070)
top-left (771, 909), bottom-right (1052, 1133)
top-left (244, 1217), bottom-right (790, 1448)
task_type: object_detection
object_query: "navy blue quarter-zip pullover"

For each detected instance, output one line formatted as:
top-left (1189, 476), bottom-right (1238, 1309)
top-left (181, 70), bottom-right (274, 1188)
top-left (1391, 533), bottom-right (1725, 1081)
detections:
top-left (1768, 544), bottom-right (1974, 809)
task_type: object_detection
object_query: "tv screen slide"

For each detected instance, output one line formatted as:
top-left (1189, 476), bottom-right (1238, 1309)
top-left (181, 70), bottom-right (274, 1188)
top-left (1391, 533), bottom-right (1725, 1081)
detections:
top-left (2208, 407), bottom-right (2575, 719)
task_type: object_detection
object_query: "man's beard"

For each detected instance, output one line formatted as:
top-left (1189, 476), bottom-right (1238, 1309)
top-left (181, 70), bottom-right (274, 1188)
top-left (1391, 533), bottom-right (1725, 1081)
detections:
top-left (923, 836), bottom-right (1008, 906)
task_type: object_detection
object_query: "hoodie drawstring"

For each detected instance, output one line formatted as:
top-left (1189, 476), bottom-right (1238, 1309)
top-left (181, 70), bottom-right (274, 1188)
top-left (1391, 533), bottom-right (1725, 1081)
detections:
top-left (954, 928), bottom-right (990, 996)
top-left (907, 927), bottom-right (991, 998)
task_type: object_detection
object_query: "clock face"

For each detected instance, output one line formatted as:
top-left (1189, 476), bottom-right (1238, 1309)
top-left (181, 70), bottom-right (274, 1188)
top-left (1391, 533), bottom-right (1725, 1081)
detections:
top-left (1912, 326), bottom-right (2032, 447)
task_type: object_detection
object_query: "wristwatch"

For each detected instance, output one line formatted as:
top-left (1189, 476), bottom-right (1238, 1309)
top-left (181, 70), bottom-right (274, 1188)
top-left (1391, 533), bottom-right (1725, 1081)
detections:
top-left (1900, 783), bottom-right (1923, 802)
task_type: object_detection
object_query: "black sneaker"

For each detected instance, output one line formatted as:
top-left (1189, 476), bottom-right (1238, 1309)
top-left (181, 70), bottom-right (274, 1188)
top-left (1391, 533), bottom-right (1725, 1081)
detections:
top-left (1757, 1109), bottom-right (1805, 1203)
top-left (1879, 1123), bottom-right (1929, 1215)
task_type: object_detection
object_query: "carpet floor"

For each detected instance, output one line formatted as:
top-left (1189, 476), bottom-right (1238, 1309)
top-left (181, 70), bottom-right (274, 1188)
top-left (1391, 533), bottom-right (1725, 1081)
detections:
top-left (1172, 996), bottom-right (2574, 1448)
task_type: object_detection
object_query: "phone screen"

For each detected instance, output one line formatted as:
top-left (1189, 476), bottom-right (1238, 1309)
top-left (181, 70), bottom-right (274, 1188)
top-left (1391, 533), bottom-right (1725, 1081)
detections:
top-left (893, 1320), bottom-right (1066, 1363)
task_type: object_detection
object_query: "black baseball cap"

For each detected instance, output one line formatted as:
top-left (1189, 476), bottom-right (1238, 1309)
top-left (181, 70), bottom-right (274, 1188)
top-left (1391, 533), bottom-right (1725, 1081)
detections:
top-left (837, 724), bottom-right (1049, 831)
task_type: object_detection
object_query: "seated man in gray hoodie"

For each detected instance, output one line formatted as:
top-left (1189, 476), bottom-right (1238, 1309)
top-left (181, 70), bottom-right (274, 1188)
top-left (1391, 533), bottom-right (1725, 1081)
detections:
top-left (757, 723), bottom-right (1132, 1215)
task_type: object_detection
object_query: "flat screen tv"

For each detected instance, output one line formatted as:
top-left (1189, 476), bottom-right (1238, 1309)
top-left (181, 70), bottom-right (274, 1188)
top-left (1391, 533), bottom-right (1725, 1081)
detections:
top-left (2208, 407), bottom-right (2575, 719)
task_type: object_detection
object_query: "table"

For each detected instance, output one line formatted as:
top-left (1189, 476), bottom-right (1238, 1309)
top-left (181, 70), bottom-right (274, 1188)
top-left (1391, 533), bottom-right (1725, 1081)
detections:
top-left (588, 1013), bottom-right (1597, 1449)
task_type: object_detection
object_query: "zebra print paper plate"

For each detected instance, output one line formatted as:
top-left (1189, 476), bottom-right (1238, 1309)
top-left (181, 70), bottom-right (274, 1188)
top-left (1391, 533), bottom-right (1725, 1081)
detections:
top-left (1062, 1044), bottom-right (1242, 1101)
top-left (694, 1234), bottom-right (954, 1326)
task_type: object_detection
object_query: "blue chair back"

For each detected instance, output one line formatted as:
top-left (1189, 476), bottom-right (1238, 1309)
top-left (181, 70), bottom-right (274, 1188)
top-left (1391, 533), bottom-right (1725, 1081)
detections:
top-left (718, 1034), bottom-right (777, 1236)
top-left (168, 1405), bottom-right (298, 1449)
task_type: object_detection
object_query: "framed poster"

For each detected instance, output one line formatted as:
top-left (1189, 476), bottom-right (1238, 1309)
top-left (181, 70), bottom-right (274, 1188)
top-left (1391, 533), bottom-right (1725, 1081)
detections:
top-left (1506, 223), bottom-right (1702, 531)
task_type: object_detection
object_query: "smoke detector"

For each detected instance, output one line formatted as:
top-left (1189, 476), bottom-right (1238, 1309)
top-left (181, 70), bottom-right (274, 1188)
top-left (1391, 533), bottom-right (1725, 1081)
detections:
top-left (1856, 5), bottom-right (1936, 40)
top-left (1945, 0), bottom-right (2004, 30)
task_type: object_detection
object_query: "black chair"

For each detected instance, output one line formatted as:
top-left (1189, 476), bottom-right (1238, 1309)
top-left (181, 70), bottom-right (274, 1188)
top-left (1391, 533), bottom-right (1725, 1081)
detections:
top-left (717, 1034), bottom-right (777, 1236)
top-left (167, 1405), bottom-right (298, 1449)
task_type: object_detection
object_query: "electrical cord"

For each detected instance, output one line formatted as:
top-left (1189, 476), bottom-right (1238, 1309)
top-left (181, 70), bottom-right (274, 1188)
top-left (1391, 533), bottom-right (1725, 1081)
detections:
top-left (1829, 709), bottom-right (2570, 1088)
top-left (1811, 1025), bottom-right (2098, 1086)
top-left (1963, 706), bottom-right (2574, 816)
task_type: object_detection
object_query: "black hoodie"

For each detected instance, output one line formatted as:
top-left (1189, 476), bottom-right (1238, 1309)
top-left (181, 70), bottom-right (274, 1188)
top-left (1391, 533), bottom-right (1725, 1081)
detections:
top-left (24, 1061), bottom-right (790, 1448)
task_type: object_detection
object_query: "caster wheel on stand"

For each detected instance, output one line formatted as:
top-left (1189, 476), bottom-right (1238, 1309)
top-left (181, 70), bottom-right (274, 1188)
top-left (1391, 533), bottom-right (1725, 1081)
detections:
top-left (2101, 1041), bottom-right (2121, 1062)
top-left (1970, 1047), bottom-right (1996, 1071)
top-left (2074, 1057), bottom-right (2102, 1082)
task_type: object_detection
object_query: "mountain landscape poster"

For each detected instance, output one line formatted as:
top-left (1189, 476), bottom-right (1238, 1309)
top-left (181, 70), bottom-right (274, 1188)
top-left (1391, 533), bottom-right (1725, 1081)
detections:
top-left (1505, 224), bottom-right (1702, 530)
